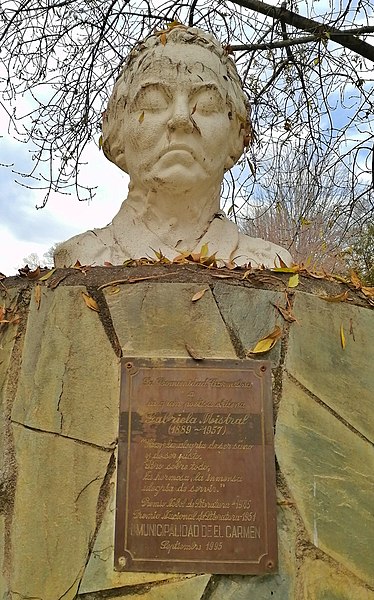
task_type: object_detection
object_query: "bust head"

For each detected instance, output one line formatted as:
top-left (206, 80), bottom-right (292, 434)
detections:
top-left (54, 25), bottom-right (292, 269)
top-left (102, 25), bottom-right (251, 196)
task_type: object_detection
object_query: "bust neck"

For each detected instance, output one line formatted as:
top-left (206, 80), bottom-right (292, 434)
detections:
top-left (117, 182), bottom-right (221, 253)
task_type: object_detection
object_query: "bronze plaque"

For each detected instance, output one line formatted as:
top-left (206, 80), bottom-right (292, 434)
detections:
top-left (115, 358), bottom-right (278, 574)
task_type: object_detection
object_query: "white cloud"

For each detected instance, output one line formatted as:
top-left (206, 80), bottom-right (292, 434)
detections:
top-left (0, 130), bottom-right (128, 275)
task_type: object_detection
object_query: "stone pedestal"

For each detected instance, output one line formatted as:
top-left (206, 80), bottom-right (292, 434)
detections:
top-left (0, 265), bottom-right (373, 599)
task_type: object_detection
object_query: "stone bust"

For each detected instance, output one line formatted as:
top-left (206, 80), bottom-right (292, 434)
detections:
top-left (54, 25), bottom-right (291, 268)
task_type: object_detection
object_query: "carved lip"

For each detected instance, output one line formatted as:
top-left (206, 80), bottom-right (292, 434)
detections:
top-left (161, 144), bottom-right (195, 158)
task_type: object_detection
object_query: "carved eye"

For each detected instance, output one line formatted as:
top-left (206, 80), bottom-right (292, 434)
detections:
top-left (133, 85), bottom-right (169, 112)
top-left (192, 88), bottom-right (224, 115)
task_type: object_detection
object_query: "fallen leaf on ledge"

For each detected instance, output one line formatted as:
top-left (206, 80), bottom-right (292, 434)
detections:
top-left (185, 343), bottom-right (204, 361)
top-left (81, 291), bottom-right (99, 312)
top-left (191, 288), bottom-right (209, 302)
top-left (35, 284), bottom-right (41, 310)
top-left (340, 323), bottom-right (346, 350)
top-left (288, 273), bottom-right (299, 288)
top-left (39, 268), bottom-right (56, 281)
top-left (319, 291), bottom-right (350, 302)
top-left (248, 325), bottom-right (282, 355)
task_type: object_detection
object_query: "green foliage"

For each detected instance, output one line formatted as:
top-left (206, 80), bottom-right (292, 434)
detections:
top-left (344, 224), bottom-right (374, 285)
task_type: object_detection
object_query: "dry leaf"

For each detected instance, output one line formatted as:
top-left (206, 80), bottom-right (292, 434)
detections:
top-left (275, 253), bottom-right (288, 268)
top-left (39, 268), bottom-right (56, 281)
top-left (248, 325), bottom-right (282, 354)
top-left (340, 323), bottom-right (346, 350)
top-left (72, 260), bottom-right (82, 269)
top-left (307, 271), bottom-right (326, 279)
top-left (272, 266), bottom-right (298, 273)
top-left (319, 291), bottom-right (349, 302)
top-left (35, 284), bottom-right (41, 310)
top-left (200, 242), bottom-right (209, 258)
top-left (81, 291), bottom-right (99, 312)
top-left (160, 32), bottom-right (167, 45)
top-left (190, 115), bottom-right (201, 135)
top-left (361, 286), bottom-right (374, 298)
top-left (185, 343), bottom-right (203, 361)
top-left (242, 270), bottom-right (251, 280)
top-left (223, 260), bottom-right (237, 270)
top-left (273, 303), bottom-right (297, 323)
top-left (47, 273), bottom-right (68, 289)
top-left (0, 305), bottom-right (5, 322)
top-left (350, 271), bottom-right (362, 289)
top-left (288, 273), bottom-right (299, 288)
top-left (9, 314), bottom-right (21, 325)
top-left (191, 287), bottom-right (209, 302)
top-left (26, 266), bottom-right (41, 279)
top-left (107, 285), bottom-right (120, 295)
top-left (139, 111), bottom-right (144, 123)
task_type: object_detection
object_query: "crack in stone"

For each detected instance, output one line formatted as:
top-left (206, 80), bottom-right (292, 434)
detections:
top-left (11, 420), bottom-right (116, 452)
top-left (77, 574), bottom-right (202, 599)
top-left (285, 370), bottom-right (373, 446)
top-left (75, 476), bottom-right (103, 504)
top-left (87, 286), bottom-right (122, 359)
top-left (10, 591), bottom-right (43, 600)
top-left (199, 575), bottom-right (218, 600)
top-left (56, 371), bottom-right (65, 432)
top-left (1, 287), bottom-right (30, 584)
top-left (211, 285), bottom-right (245, 358)
top-left (57, 567), bottom-right (85, 600)
top-left (76, 452), bottom-right (116, 595)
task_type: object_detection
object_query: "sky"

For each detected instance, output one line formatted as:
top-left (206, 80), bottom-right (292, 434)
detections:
top-left (0, 1), bottom-right (372, 277)
top-left (0, 117), bottom-right (127, 276)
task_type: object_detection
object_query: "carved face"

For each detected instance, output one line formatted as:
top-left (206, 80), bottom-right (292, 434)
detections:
top-left (115, 43), bottom-right (243, 194)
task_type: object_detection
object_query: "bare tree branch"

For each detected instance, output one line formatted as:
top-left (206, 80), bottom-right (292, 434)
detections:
top-left (231, 0), bottom-right (374, 61)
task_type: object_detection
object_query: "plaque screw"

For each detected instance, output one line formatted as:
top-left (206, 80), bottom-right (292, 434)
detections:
top-left (126, 362), bottom-right (133, 369)
top-left (118, 556), bottom-right (127, 567)
top-left (260, 365), bottom-right (267, 372)
top-left (266, 560), bottom-right (274, 569)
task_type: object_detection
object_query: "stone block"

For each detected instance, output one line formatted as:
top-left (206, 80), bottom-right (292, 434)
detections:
top-left (213, 284), bottom-right (285, 365)
top-left (0, 290), bottom-right (20, 475)
top-left (11, 286), bottom-right (119, 448)
top-left (79, 475), bottom-right (180, 593)
top-left (286, 292), bottom-right (374, 442)
top-left (105, 283), bottom-right (236, 358)
top-left (10, 424), bottom-right (113, 600)
top-left (276, 375), bottom-right (374, 586)
top-left (0, 514), bottom-right (6, 598)
top-left (207, 497), bottom-right (297, 600)
top-left (298, 557), bottom-right (374, 600)
top-left (79, 575), bottom-right (211, 599)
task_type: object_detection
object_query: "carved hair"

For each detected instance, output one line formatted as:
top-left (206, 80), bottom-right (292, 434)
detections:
top-left (102, 25), bottom-right (251, 173)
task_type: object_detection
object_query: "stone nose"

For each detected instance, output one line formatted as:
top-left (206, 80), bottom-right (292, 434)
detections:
top-left (167, 96), bottom-right (194, 133)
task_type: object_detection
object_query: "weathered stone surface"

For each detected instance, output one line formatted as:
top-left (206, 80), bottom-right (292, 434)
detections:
top-left (0, 290), bottom-right (20, 475)
top-left (213, 284), bottom-right (285, 364)
top-left (11, 286), bottom-right (119, 448)
top-left (10, 424), bottom-right (113, 600)
top-left (79, 575), bottom-right (211, 600)
top-left (105, 283), bottom-right (236, 358)
top-left (286, 292), bottom-right (374, 442)
top-left (207, 498), bottom-right (297, 600)
top-left (298, 558), bottom-right (374, 600)
top-left (0, 515), bottom-right (6, 597)
top-left (80, 475), bottom-right (179, 593)
top-left (276, 375), bottom-right (374, 586)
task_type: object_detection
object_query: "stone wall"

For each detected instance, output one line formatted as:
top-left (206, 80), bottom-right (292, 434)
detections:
top-left (0, 265), bottom-right (373, 599)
